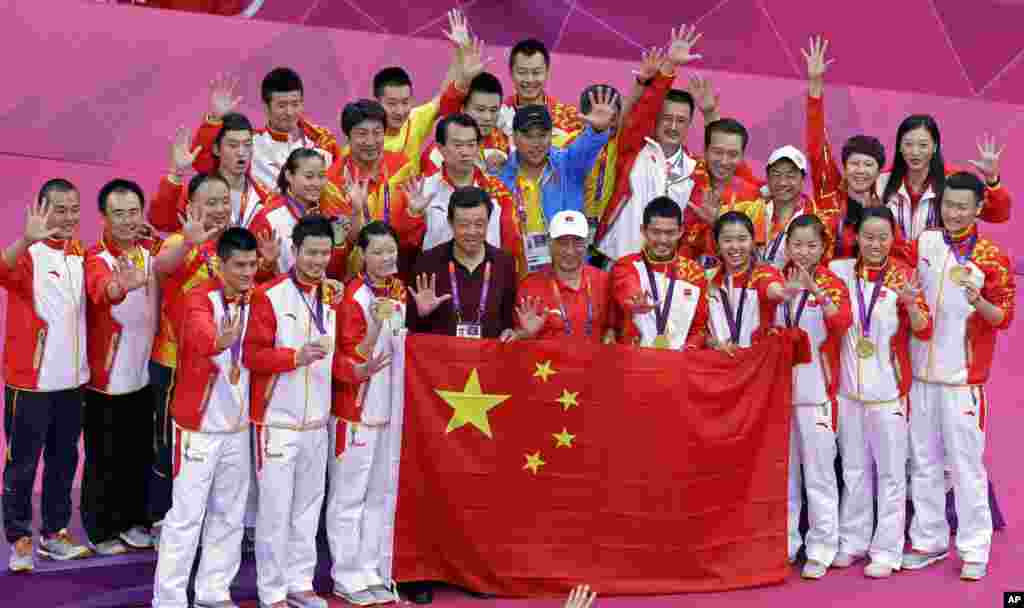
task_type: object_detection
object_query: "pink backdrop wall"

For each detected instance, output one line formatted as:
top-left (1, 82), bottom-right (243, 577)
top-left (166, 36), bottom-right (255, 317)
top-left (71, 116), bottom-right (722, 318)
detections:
top-left (0, 0), bottom-right (1022, 491)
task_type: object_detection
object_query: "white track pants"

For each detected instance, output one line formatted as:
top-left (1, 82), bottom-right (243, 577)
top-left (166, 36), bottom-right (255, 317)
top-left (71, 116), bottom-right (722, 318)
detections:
top-left (787, 402), bottom-right (839, 565)
top-left (153, 428), bottom-right (250, 608)
top-left (908, 381), bottom-right (991, 563)
top-left (254, 426), bottom-right (328, 605)
top-left (327, 418), bottom-right (393, 593)
top-left (836, 395), bottom-right (908, 569)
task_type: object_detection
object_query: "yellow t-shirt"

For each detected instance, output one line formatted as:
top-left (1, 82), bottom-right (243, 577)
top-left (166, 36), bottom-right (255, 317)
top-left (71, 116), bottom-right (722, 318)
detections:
top-left (516, 172), bottom-right (546, 234)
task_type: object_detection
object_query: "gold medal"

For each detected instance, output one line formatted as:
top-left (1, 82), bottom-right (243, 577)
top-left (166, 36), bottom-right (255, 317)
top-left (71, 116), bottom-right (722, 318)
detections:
top-left (856, 337), bottom-right (875, 359)
top-left (229, 363), bottom-right (241, 385)
top-left (653, 334), bottom-right (670, 349)
top-left (949, 265), bottom-right (969, 286)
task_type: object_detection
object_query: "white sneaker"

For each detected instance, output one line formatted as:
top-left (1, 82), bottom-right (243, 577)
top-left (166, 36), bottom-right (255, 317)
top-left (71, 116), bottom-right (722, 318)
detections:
top-left (901, 549), bottom-right (948, 570)
top-left (334, 589), bottom-right (376, 606)
top-left (831, 552), bottom-right (864, 568)
top-left (8, 537), bottom-right (34, 572)
top-left (38, 529), bottom-right (90, 561)
top-left (119, 526), bottom-right (154, 549)
top-left (960, 562), bottom-right (987, 581)
top-left (92, 539), bottom-right (128, 556)
top-left (864, 561), bottom-right (893, 578)
top-left (368, 585), bottom-right (400, 604)
top-left (801, 560), bottom-right (828, 580)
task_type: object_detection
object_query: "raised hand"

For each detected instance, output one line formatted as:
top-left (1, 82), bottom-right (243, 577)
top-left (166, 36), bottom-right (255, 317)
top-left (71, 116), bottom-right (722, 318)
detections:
top-left (209, 72), bottom-right (242, 119)
top-left (781, 267), bottom-right (805, 301)
top-left (170, 126), bottom-right (202, 176)
top-left (484, 152), bottom-right (507, 175)
top-left (342, 166), bottom-right (371, 219)
top-left (625, 290), bottom-right (657, 315)
top-left (514, 296), bottom-right (546, 339)
top-left (801, 35), bottom-right (834, 82)
top-left (115, 255), bottom-right (148, 292)
top-left (581, 86), bottom-right (619, 133)
top-left (182, 204), bottom-right (219, 246)
top-left (691, 188), bottom-right (722, 225)
top-left (898, 271), bottom-right (923, 307)
top-left (400, 176), bottom-right (434, 217)
top-left (408, 272), bottom-right (452, 317)
top-left (355, 350), bottom-right (392, 380)
top-left (968, 134), bottom-right (1005, 184)
top-left (323, 278), bottom-right (345, 305)
top-left (458, 36), bottom-right (492, 84)
top-left (666, 24), bottom-right (703, 67)
top-left (443, 8), bottom-right (471, 48)
top-left (215, 311), bottom-right (244, 351)
top-left (256, 228), bottom-right (281, 267)
top-left (635, 46), bottom-right (666, 83)
top-left (24, 197), bottom-right (58, 244)
top-left (296, 341), bottom-right (329, 366)
top-left (564, 584), bottom-right (597, 608)
top-left (688, 74), bottom-right (720, 116)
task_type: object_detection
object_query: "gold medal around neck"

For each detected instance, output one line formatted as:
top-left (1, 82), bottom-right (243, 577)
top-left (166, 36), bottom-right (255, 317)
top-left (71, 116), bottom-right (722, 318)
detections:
top-left (653, 334), bottom-right (670, 349)
top-left (856, 337), bottom-right (875, 359)
top-left (949, 265), bottom-right (969, 286)
top-left (229, 363), bottom-right (241, 385)
top-left (371, 298), bottom-right (395, 322)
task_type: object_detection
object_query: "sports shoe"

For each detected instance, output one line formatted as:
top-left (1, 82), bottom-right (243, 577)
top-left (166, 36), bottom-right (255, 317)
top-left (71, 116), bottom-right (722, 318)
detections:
top-left (368, 585), bottom-right (400, 604)
top-left (334, 589), bottom-right (377, 606)
top-left (801, 560), bottom-right (828, 580)
top-left (9, 537), bottom-right (34, 572)
top-left (960, 562), bottom-right (987, 581)
top-left (831, 552), bottom-right (864, 568)
top-left (901, 549), bottom-right (948, 570)
top-left (92, 539), bottom-right (128, 556)
top-left (38, 529), bottom-right (90, 561)
top-left (286, 591), bottom-right (328, 608)
top-left (119, 526), bottom-right (154, 549)
top-left (864, 561), bottom-right (893, 578)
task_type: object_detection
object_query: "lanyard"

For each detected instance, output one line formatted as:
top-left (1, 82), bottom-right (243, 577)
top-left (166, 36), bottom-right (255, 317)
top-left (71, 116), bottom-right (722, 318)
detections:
top-left (718, 266), bottom-right (753, 344)
top-left (784, 290), bottom-right (811, 328)
top-left (551, 274), bottom-right (593, 337)
top-left (218, 289), bottom-right (248, 370)
top-left (449, 261), bottom-right (491, 324)
top-left (854, 263), bottom-right (886, 338)
top-left (944, 231), bottom-right (978, 265)
top-left (289, 269), bottom-right (325, 334)
top-left (643, 260), bottom-right (676, 337)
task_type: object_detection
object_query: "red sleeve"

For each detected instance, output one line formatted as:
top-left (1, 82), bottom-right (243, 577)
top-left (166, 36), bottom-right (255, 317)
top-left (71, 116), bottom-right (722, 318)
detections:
top-left (979, 183), bottom-right (1011, 224)
top-left (84, 251), bottom-right (125, 307)
top-left (248, 209), bottom-right (279, 284)
top-left (610, 257), bottom-right (642, 311)
top-left (497, 190), bottom-right (522, 266)
top-left (389, 192), bottom-right (427, 251)
top-left (685, 274), bottom-right (710, 349)
top-left (148, 176), bottom-right (187, 233)
top-left (419, 143), bottom-right (443, 177)
top-left (241, 287), bottom-right (298, 373)
top-left (191, 116), bottom-right (222, 176)
top-left (0, 249), bottom-right (33, 295)
top-left (806, 95), bottom-right (843, 202)
top-left (679, 200), bottom-right (712, 260)
top-left (980, 249), bottom-right (1016, 331)
top-left (325, 242), bottom-right (353, 282)
top-left (333, 291), bottom-right (369, 385)
top-left (899, 285), bottom-right (933, 341)
top-left (753, 265), bottom-right (785, 302)
top-left (439, 80), bottom-right (467, 118)
top-left (822, 273), bottom-right (853, 335)
top-left (181, 289), bottom-right (221, 358)
top-left (619, 71), bottom-right (675, 161)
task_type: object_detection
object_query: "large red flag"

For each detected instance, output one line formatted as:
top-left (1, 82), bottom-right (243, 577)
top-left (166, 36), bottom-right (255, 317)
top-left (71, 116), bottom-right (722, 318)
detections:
top-left (391, 330), bottom-right (807, 596)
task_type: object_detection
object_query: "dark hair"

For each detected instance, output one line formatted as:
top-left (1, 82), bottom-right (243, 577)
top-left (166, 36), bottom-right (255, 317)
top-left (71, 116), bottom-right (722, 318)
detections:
top-left (291, 214), bottom-right (334, 250)
top-left (466, 72), bottom-right (503, 105)
top-left (276, 148), bottom-right (325, 195)
top-left (786, 213), bottom-right (827, 241)
top-left (447, 186), bottom-right (494, 222)
top-left (373, 67), bottom-right (413, 98)
top-left (882, 114), bottom-right (945, 211)
top-left (856, 205), bottom-right (897, 235)
top-left (215, 112), bottom-right (254, 147)
top-left (261, 67), bottom-right (303, 104)
top-left (217, 227), bottom-right (258, 261)
top-left (341, 99), bottom-right (387, 137)
top-left (664, 89), bottom-right (695, 116)
top-left (98, 179), bottom-right (145, 214)
top-left (579, 84), bottom-right (622, 115)
top-left (642, 196), bottom-right (682, 227)
top-left (841, 135), bottom-right (885, 168)
top-left (713, 210), bottom-right (755, 242)
top-left (509, 38), bottom-right (550, 69)
top-left (705, 118), bottom-right (749, 152)
top-left (188, 173), bottom-right (230, 200)
top-left (357, 220), bottom-right (399, 250)
top-left (38, 178), bottom-right (77, 207)
top-left (436, 113), bottom-right (481, 146)
top-left (944, 171), bottom-right (985, 205)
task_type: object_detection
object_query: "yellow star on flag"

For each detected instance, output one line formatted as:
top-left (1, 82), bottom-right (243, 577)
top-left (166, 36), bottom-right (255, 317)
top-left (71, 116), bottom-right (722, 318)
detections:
top-left (553, 428), bottom-right (575, 448)
top-left (436, 369), bottom-right (511, 439)
top-left (523, 451), bottom-right (546, 474)
top-left (555, 389), bottom-right (579, 411)
top-left (533, 360), bottom-right (557, 383)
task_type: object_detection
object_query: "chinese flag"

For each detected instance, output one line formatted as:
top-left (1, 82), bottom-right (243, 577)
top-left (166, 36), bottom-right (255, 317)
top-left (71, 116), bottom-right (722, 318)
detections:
top-left (392, 330), bottom-right (806, 596)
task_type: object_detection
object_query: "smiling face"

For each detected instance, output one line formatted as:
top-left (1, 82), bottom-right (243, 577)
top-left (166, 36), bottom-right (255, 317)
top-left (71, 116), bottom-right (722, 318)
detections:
top-left (642, 215), bottom-right (682, 260)
top-left (785, 225), bottom-right (825, 269)
top-left (293, 235), bottom-right (333, 283)
top-left (192, 180), bottom-right (231, 235)
top-left (655, 100), bottom-right (693, 150)
top-left (940, 187), bottom-right (980, 235)
top-left (286, 155), bottom-right (327, 205)
top-left (450, 203), bottom-right (489, 257)
top-left (706, 131), bottom-right (744, 184)
top-left (348, 118), bottom-right (386, 166)
top-left (856, 216), bottom-right (894, 266)
top-left (844, 153), bottom-right (880, 195)
top-left (513, 126), bottom-right (552, 168)
top-left (716, 221), bottom-right (754, 273)
top-left (103, 190), bottom-right (143, 245)
top-left (44, 189), bottom-right (81, 240)
top-left (511, 52), bottom-right (548, 103)
top-left (265, 90), bottom-right (303, 133)
top-left (464, 91), bottom-right (501, 137)
top-left (766, 159), bottom-right (804, 206)
top-left (441, 122), bottom-right (480, 177)
top-left (362, 233), bottom-right (399, 281)
top-left (378, 84), bottom-right (412, 131)
top-left (220, 249), bottom-right (260, 294)
top-left (900, 126), bottom-right (936, 174)
top-left (550, 235), bottom-right (586, 276)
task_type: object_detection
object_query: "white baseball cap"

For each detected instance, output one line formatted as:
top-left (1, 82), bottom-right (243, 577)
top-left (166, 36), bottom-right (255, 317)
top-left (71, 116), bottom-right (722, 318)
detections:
top-left (766, 145), bottom-right (808, 173)
top-left (549, 210), bottom-right (589, 239)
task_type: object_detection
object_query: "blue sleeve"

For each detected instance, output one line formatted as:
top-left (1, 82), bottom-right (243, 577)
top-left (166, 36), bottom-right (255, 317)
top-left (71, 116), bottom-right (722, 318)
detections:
top-left (563, 124), bottom-right (610, 178)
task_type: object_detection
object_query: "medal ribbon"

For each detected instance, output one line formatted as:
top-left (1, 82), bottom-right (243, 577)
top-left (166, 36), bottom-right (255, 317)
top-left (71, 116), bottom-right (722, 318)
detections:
top-left (643, 259), bottom-right (677, 338)
top-left (718, 266), bottom-right (753, 344)
top-left (550, 274), bottom-right (594, 337)
top-left (448, 261), bottom-right (491, 324)
top-left (943, 231), bottom-right (978, 266)
top-left (283, 194), bottom-right (307, 220)
top-left (784, 290), bottom-right (811, 328)
top-left (289, 269), bottom-right (325, 335)
top-left (855, 263), bottom-right (886, 340)
top-left (218, 288), bottom-right (248, 372)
